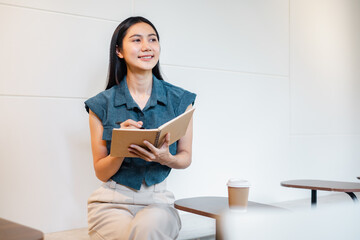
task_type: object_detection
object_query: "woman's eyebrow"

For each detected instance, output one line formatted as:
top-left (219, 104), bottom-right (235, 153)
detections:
top-left (129, 33), bottom-right (157, 38)
top-left (129, 34), bottom-right (142, 38)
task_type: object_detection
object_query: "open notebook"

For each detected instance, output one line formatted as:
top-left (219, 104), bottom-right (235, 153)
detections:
top-left (110, 108), bottom-right (195, 158)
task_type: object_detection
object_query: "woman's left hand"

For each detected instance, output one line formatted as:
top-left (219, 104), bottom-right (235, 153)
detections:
top-left (128, 133), bottom-right (175, 166)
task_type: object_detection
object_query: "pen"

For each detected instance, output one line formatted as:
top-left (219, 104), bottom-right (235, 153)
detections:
top-left (116, 121), bottom-right (145, 129)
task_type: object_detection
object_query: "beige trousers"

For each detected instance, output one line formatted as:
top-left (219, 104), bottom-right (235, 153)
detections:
top-left (87, 180), bottom-right (181, 240)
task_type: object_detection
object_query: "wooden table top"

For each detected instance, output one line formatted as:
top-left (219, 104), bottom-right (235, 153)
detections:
top-left (281, 179), bottom-right (360, 192)
top-left (0, 218), bottom-right (43, 240)
top-left (174, 196), bottom-right (285, 219)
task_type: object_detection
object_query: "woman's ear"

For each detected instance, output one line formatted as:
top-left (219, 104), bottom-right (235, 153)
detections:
top-left (116, 47), bottom-right (123, 59)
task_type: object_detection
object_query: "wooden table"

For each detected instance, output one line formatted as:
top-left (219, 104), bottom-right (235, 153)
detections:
top-left (0, 218), bottom-right (43, 240)
top-left (281, 179), bottom-right (360, 207)
top-left (174, 196), bottom-right (285, 239)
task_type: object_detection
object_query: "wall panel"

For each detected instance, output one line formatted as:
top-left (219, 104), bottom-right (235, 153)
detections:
top-left (289, 135), bottom-right (360, 181)
top-left (135, 0), bottom-right (289, 76)
top-left (0, 4), bottom-right (118, 98)
top-left (162, 66), bottom-right (290, 202)
top-left (290, 0), bottom-right (360, 134)
top-left (0, 96), bottom-right (99, 232)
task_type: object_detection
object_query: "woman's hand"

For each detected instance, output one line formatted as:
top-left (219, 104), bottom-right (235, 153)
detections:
top-left (128, 133), bottom-right (176, 166)
top-left (120, 119), bottom-right (143, 129)
top-left (127, 104), bottom-right (194, 169)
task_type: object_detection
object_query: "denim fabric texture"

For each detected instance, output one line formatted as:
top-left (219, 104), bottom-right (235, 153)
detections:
top-left (85, 76), bottom-right (196, 190)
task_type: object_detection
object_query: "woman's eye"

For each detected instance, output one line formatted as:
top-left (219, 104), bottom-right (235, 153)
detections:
top-left (132, 39), bottom-right (141, 42)
top-left (150, 38), bottom-right (158, 42)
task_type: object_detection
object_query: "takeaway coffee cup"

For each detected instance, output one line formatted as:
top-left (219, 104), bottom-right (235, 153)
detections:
top-left (227, 178), bottom-right (250, 211)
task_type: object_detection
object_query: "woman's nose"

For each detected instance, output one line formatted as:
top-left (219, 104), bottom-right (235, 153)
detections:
top-left (141, 41), bottom-right (151, 51)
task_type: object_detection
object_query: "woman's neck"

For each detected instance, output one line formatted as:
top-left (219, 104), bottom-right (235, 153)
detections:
top-left (126, 70), bottom-right (153, 110)
top-left (126, 71), bottom-right (153, 95)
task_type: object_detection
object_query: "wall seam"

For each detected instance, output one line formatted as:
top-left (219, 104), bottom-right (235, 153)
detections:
top-left (0, 94), bottom-right (87, 101)
top-left (162, 64), bottom-right (289, 79)
top-left (0, 2), bottom-right (121, 23)
top-left (290, 134), bottom-right (360, 137)
top-left (289, 0), bottom-right (294, 137)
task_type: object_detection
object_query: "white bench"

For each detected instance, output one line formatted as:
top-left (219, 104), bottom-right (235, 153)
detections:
top-left (45, 214), bottom-right (215, 240)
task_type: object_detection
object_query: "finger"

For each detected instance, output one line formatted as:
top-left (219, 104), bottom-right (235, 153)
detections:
top-left (122, 119), bottom-right (143, 129)
top-left (130, 144), bottom-right (156, 160)
top-left (165, 133), bottom-right (170, 143)
top-left (128, 148), bottom-right (152, 162)
top-left (143, 140), bottom-right (157, 152)
top-left (159, 133), bottom-right (170, 148)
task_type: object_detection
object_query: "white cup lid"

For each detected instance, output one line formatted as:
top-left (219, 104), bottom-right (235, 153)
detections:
top-left (227, 178), bottom-right (251, 188)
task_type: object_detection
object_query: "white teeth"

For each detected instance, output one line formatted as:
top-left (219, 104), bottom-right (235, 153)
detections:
top-left (140, 56), bottom-right (152, 59)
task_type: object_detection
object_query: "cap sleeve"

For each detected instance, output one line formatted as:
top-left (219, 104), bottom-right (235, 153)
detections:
top-left (84, 93), bottom-right (107, 123)
top-left (176, 90), bottom-right (196, 115)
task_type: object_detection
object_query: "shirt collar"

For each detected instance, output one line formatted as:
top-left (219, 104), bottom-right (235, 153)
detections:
top-left (114, 75), bottom-right (167, 109)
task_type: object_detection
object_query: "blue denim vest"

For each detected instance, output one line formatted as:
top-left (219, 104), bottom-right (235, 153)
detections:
top-left (85, 76), bottom-right (196, 190)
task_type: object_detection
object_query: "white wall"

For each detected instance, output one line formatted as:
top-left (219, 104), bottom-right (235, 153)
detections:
top-left (0, 0), bottom-right (359, 233)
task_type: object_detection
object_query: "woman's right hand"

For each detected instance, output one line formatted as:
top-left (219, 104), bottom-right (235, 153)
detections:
top-left (120, 119), bottom-right (143, 129)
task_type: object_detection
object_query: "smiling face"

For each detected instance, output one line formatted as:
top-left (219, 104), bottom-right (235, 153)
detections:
top-left (117, 22), bottom-right (160, 74)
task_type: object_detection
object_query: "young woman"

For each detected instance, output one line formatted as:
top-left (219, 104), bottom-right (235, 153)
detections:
top-left (85, 16), bottom-right (196, 240)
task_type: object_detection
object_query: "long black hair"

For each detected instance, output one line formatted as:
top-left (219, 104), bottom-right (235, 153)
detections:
top-left (106, 16), bottom-right (163, 90)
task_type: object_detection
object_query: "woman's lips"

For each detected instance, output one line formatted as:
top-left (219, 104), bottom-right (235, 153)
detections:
top-left (138, 55), bottom-right (153, 60)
